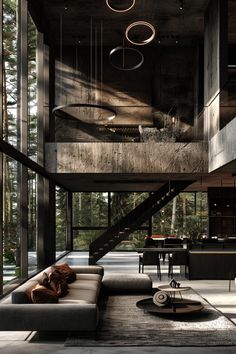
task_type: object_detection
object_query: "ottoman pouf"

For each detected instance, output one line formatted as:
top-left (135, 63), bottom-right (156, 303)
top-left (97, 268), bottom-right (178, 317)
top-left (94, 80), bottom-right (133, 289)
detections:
top-left (102, 273), bottom-right (152, 294)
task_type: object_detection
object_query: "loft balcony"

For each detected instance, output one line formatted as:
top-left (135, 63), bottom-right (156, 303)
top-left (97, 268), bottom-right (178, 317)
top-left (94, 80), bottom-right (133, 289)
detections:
top-left (45, 141), bottom-right (208, 176)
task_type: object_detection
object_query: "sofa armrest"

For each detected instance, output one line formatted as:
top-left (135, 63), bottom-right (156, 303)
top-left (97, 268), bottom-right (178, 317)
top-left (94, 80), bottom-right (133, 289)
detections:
top-left (70, 265), bottom-right (104, 276)
top-left (0, 303), bottom-right (99, 331)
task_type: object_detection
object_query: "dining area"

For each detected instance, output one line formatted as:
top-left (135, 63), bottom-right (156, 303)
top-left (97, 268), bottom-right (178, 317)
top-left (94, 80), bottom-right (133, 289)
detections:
top-left (137, 236), bottom-right (189, 280)
top-left (137, 235), bottom-right (236, 283)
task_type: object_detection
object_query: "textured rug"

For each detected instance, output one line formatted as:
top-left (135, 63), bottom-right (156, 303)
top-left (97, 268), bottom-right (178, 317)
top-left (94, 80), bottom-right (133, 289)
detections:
top-left (65, 290), bottom-right (236, 347)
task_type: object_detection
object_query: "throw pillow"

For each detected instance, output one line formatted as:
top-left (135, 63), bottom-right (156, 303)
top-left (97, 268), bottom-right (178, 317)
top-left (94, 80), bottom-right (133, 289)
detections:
top-left (52, 263), bottom-right (76, 283)
top-left (48, 269), bottom-right (68, 297)
top-left (31, 284), bottom-right (59, 303)
top-left (38, 272), bottom-right (51, 289)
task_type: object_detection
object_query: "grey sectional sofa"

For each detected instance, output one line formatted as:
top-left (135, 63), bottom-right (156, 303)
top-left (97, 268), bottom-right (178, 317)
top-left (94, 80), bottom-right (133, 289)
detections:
top-left (0, 264), bottom-right (104, 331)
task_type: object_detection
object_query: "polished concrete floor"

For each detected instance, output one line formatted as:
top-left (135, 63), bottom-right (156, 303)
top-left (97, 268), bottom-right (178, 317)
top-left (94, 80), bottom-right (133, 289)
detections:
top-left (1, 251), bottom-right (236, 354)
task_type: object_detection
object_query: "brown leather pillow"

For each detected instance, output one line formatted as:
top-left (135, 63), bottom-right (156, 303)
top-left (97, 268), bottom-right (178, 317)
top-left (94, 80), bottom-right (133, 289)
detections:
top-left (48, 269), bottom-right (68, 297)
top-left (52, 263), bottom-right (76, 284)
top-left (31, 284), bottom-right (59, 303)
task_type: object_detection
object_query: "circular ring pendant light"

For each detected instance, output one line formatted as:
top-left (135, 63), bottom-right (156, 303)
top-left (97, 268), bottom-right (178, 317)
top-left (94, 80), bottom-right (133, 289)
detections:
top-left (125, 21), bottom-right (156, 45)
top-left (53, 103), bottom-right (117, 123)
top-left (109, 46), bottom-right (144, 71)
top-left (106, 0), bottom-right (135, 13)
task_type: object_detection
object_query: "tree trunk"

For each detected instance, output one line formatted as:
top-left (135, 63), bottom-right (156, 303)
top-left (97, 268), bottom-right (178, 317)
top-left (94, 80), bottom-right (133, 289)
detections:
top-left (170, 197), bottom-right (177, 234)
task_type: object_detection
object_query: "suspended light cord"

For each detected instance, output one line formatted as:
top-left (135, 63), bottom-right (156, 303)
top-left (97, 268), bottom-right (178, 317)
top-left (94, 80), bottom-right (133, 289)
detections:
top-left (75, 44), bottom-right (78, 92)
top-left (90, 16), bottom-right (93, 100)
top-left (122, 37), bottom-right (125, 69)
top-left (100, 21), bottom-right (103, 105)
top-left (60, 14), bottom-right (63, 104)
top-left (95, 24), bottom-right (98, 103)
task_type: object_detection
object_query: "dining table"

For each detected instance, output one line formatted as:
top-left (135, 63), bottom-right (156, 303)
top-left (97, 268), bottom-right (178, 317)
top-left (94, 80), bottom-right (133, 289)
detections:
top-left (136, 247), bottom-right (185, 253)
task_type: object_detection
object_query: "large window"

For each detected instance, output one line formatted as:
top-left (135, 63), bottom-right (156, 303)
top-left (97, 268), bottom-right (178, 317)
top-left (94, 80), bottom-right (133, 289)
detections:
top-left (152, 192), bottom-right (208, 240)
top-left (55, 186), bottom-right (67, 257)
top-left (73, 230), bottom-right (102, 250)
top-left (72, 192), bottom-right (149, 250)
top-left (110, 192), bottom-right (148, 224)
top-left (2, 154), bottom-right (19, 289)
top-left (72, 192), bottom-right (109, 250)
top-left (28, 169), bottom-right (37, 273)
top-left (111, 192), bottom-right (149, 250)
top-left (0, 4), bottom-right (55, 297)
top-left (72, 191), bottom-right (208, 251)
top-left (28, 14), bottom-right (38, 161)
top-left (2, 0), bottom-right (18, 147)
top-left (73, 192), bottom-right (108, 227)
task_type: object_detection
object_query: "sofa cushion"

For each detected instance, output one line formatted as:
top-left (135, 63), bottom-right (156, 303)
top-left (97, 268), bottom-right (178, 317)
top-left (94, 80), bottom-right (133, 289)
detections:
top-left (102, 273), bottom-right (152, 293)
top-left (70, 265), bottom-right (104, 276)
top-left (64, 287), bottom-right (98, 304)
top-left (31, 284), bottom-right (59, 303)
top-left (48, 269), bottom-right (68, 297)
top-left (69, 279), bottom-right (100, 292)
top-left (52, 263), bottom-right (76, 283)
top-left (75, 273), bottom-right (102, 282)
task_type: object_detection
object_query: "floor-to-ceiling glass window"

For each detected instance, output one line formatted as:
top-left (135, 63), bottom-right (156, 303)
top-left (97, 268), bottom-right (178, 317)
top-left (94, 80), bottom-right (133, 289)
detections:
top-left (2, 0), bottom-right (18, 147)
top-left (2, 154), bottom-right (19, 291)
top-left (55, 186), bottom-right (67, 257)
top-left (110, 192), bottom-right (149, 250)
top-left (27, 13), bottom-right (38, 161)
top-left (152, 192), bottom-right (208, 240)
top-left (72, 191), bottom-right (208, 252)
top-left (28, 169), bottom-right (37, 273)
top-left (72, 192), bottom-right (149, 250)
top-left (0, 2), bottom-right (57, 295)
top-left (73, 192), bottom-right (109, 250)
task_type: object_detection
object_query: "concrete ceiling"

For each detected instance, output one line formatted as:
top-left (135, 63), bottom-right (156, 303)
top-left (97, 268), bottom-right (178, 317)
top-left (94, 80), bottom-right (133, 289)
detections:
top-left (38, 0), bottom-right (210, 47)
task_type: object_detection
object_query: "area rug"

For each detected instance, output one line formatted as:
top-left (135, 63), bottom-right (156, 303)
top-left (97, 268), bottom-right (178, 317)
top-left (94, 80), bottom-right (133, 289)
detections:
top-left (65, 290), bottom-right (236, 347)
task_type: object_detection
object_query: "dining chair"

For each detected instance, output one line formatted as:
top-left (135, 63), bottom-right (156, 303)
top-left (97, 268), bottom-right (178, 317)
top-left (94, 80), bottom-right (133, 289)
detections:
top-left (162, 238), bottom-right (183, 263)
top-left (168, 250), bottom-right (189, 278)
top-left (139, 250), bottom-right (161, 280)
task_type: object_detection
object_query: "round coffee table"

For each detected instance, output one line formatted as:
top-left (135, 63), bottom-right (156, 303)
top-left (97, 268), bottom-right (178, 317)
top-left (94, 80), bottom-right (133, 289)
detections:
top-left (136, 297), bottom-right (204, 315)
top-left (137, 285), bottom-right (203, 315)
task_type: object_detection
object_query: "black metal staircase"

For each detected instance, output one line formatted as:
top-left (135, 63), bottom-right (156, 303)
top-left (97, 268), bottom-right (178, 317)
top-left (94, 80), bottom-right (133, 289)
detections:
top-left (89, 180), bottom-right (194, 264)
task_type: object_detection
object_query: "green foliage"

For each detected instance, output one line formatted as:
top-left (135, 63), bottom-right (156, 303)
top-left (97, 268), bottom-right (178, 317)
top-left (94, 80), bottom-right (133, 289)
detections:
top-left (3, 248), bottom-right (15, 264)
top-left (73, 192), bottom-right (109, 227)
top-left (185, 215), bottom-right (205, 242)
top-left (56, 187), bottom-right (67, 252)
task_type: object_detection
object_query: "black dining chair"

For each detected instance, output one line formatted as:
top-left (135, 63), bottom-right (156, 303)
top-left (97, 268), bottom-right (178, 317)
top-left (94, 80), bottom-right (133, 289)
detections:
top-left (139, 250), bottom-right (161, 280)
top-left (162, 237), bottom-right (183, 263)
top-left (168, 250), bottom-right (189, 278)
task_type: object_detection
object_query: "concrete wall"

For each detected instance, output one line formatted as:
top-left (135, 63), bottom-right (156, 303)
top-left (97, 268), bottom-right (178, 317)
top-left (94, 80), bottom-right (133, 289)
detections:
top-left (45, 142), bottom-right (208, 174)
top-left (209, 117), bottom-right (236, 172)
top-left (204, 0), bottom-right (228, 140)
